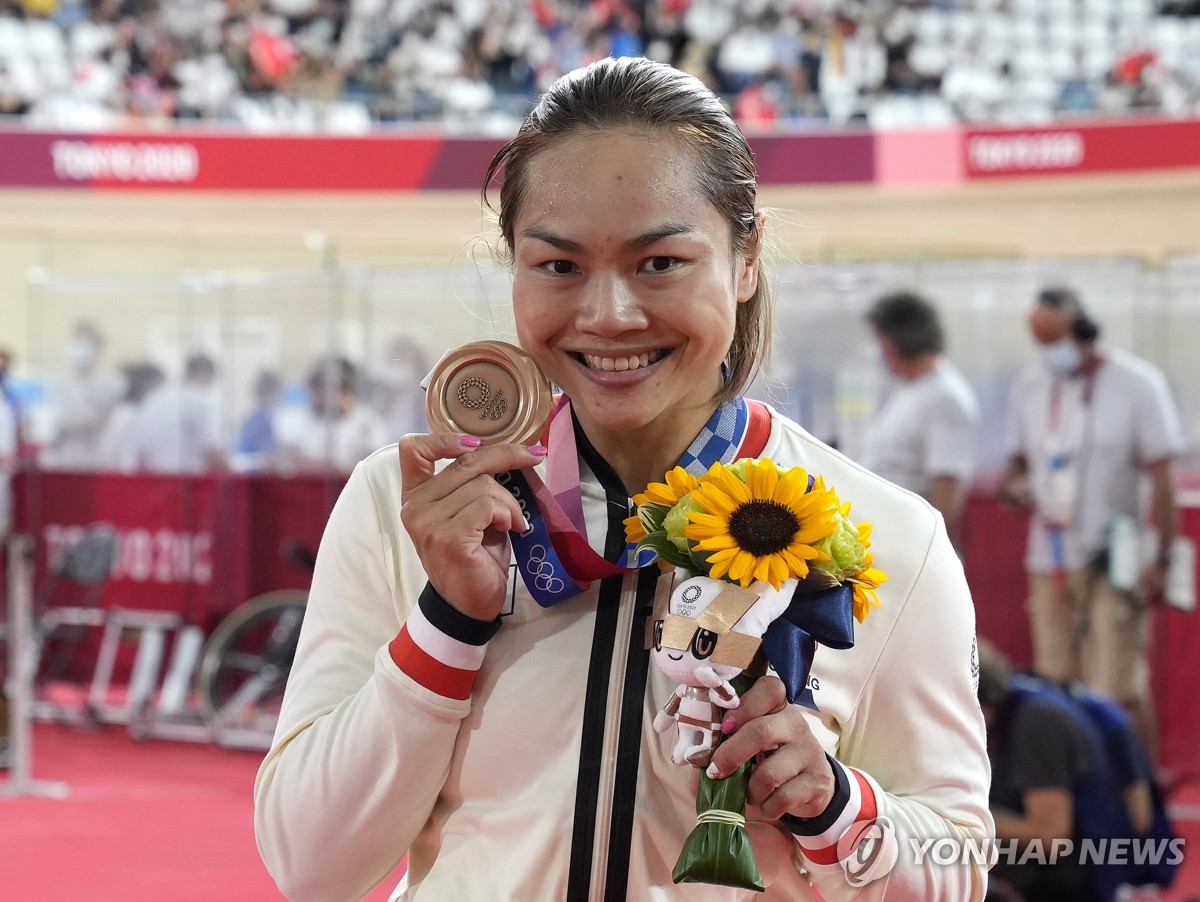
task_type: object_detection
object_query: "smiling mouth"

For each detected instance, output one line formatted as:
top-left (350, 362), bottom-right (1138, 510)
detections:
top-left (668, 653), bottom-right (683, 661)
top-left (575, 349), bottom-right (669, 372)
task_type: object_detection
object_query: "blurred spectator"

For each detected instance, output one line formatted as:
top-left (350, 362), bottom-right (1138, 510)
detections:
top-left (1058, 51), bottom-right (1097, 115)
top-left (941, 41), bottom-right (1007, 122)
top-left (278, 355), bottom-right (388, 473)
top-left (715, 11), bottom-right (777, 95)
top-left (978, 639), bottom-right (1172, 902)
top-left (999, 286), bottom-right (1186, 767)
top-left (42, 319), bottom-right (124, 471)
top-left (860, 290), bottom-right (980, 545)
top-left (0, 347), bottom-right (21, 450)
top-left (131, 351), bottom-right (223, 473)
top-left (95, 360), bottom-right (164, 472)
top-left (4, 0), bottom-right (1200, 128)
top-left (0, 347), bottom-right (16, 538)
top-left (979, 638), bottom-right (1098, 902)
top-left (231, 368), bottom-right (283, 472)
top-left (368, 336), bottom-right (430, 441)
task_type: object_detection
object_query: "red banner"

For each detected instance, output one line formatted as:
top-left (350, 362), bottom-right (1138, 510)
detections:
top-left (964, 118), bottom-right (1200, 179)
top-left (12, 470), bottom-right (345, 626)
top-left (0, 128), bottom-right (876, 191)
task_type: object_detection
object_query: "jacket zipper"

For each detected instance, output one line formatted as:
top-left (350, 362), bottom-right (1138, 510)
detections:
top-left (588, 568), bottom-right (640, 900)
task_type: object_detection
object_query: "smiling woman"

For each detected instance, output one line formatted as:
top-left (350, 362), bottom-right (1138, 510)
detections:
top-left (253, 56), bottom-right (993, 902)
top-left (505, 128), bottom-right (756, 492)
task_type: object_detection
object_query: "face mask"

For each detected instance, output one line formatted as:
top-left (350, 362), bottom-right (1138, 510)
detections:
top-left (1039, 337), bottom-right (1083, 375)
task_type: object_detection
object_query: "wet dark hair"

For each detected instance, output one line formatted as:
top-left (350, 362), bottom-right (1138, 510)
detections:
top-left (866, 290), bottom-right (946, 358)
top-left (482, 56), bottom-right (770, 405)
top-left (1037, 284), bottom-right (1101, 342)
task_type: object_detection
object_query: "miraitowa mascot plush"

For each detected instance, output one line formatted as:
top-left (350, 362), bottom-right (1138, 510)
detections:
top-left (649, 573), bottom-right (799, 891)
top-left (651, 574), bottom-right (796, 768)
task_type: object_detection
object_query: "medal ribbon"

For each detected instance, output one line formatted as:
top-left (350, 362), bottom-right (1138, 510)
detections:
top-left (504, 396), bottom-right (771, 606)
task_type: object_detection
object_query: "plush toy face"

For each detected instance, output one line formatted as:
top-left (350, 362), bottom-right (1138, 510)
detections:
top-left (651, 575), bottom-right (791, 685)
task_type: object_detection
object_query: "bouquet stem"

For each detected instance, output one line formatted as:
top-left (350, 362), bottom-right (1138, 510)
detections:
top-left (671, 674), bottom-right (764, 891)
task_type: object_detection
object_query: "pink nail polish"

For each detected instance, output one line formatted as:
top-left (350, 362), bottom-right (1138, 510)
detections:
top-left (460, 435), bottom-right (482, 448)
top-left (527, 444), bottom-right (548, 457)
top-left (721, 716), bottom-right (737, 734)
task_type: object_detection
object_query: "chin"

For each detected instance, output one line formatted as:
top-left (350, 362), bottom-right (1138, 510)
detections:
top-left (571, 396), bottom-right (660, 433)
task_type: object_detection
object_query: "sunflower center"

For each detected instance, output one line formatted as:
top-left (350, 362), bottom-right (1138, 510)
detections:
top-left (727, 500), bottom-right (800, 557)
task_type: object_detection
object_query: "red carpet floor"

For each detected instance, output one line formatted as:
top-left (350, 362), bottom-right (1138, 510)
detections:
top-left (0, 723), bottom-right (403, 901)
top-left (1, 723), bottom-right (1198, 901)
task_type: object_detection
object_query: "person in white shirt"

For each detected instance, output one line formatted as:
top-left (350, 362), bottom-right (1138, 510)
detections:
top-left (999, 285), bottom-right (1186, 765)
top-left (861, 290), bottom-right (980, 545)
top-left (132, 352), bottom-right (224, 474)
top-left (279, 356), bottom-right (390, 474)
top-left (96, 361), bottom-right (165, 472)
top-left (42, 319), bottom-right (124, 471)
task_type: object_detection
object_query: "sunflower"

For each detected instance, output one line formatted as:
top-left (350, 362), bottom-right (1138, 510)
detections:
top-left (848, 554), bottom-right (887, 623)
top-left (624, 466), bottom-right (700, 546)
top-left (684, 459), bottom-right (840, 589)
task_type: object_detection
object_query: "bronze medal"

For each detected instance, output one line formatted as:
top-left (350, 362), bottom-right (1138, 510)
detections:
top-left (424, 340), bottom-right (553, 445)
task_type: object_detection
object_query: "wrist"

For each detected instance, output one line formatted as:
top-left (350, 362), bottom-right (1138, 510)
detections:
top-left (387, 583), bottom-right (502, 701)
top-left (419, 583), bottom-right (503, 644)
top-left (780, 753), bottom-right (849, 836)
top-left (785, 761), bottom-right (885, 868)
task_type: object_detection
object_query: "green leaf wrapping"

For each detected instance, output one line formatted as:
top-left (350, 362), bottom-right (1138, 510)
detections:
top-left (670, 674), bottom-right (764, 891)
top-left (670, 759), bottom-right (764, 891)
top-left (637, 531), bottom-right (693, 570)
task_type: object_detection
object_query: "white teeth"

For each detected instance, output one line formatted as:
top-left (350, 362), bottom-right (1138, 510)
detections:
top-left (582, 350), bottom-right (665, 371)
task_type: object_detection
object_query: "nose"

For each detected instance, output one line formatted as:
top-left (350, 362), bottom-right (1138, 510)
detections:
top-left (575, 272), bottom-right (649, 337)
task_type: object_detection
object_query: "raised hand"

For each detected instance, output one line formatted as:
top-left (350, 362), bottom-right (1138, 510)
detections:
top-left (398, 433), bottom-right (546, 621)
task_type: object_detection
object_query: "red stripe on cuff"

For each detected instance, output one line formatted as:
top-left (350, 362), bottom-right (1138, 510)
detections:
top-left (389, 626), bottom-right (478, 700)
top-left (802, 768), bottom-right (880, 866)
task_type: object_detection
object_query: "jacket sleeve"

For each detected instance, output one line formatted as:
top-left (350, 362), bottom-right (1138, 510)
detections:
top-left (254, 459), bottom-right (486, 902)
top-left (798, 516), bottom-right (995, 901)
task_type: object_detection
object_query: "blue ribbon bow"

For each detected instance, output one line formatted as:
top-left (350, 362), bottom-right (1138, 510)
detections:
top-left (761, 582), bottom-right (857, 710)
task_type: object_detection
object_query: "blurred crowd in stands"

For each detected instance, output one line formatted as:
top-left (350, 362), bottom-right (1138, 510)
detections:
top-left (2, 0), bottom-right (1200, 133)
top-left (0, 319), bottom-right (429, 479)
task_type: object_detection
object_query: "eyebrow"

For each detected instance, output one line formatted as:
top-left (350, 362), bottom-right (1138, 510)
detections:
top-left (520, 222), bottom-right (697, 253)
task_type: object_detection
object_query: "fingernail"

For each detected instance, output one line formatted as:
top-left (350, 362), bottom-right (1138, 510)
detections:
top-left (527, 444), bottom-right (548, 457)
top-left (706, 763), bottom-right (721, 779)
top-left (460, 435), bottom-right (482, 448)
top-left (721, 716), bottom-right (737, 735)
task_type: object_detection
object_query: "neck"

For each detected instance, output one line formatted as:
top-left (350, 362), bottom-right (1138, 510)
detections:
top-left (897, 354), bottom-right (937, 381)
top-left (573, 398), bottom-right (725, 495)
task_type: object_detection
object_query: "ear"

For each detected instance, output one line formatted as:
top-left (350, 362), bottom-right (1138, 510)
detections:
top-left (734, 216), bottom-right (764, 304)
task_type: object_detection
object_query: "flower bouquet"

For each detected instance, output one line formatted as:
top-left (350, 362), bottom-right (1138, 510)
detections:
top-left (625, 458), bottom-right (885, 891)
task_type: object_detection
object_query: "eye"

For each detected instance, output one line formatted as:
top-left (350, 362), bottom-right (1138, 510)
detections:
top-left (639, 256), bottom-right (680, 274)
top-left (538, 259), bottom-right (578, 275)
top-left (653, 620), bottom-right (664, 652)
top-left (690, 628), bottom-right (718, 660)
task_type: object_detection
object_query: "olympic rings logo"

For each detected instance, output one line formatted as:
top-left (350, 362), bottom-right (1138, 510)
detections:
top-left (524, 543), bottom-right (566, 594)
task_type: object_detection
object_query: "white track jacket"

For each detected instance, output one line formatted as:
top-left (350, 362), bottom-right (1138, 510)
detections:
top-left (255, 406), bottom-right (993, 901)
